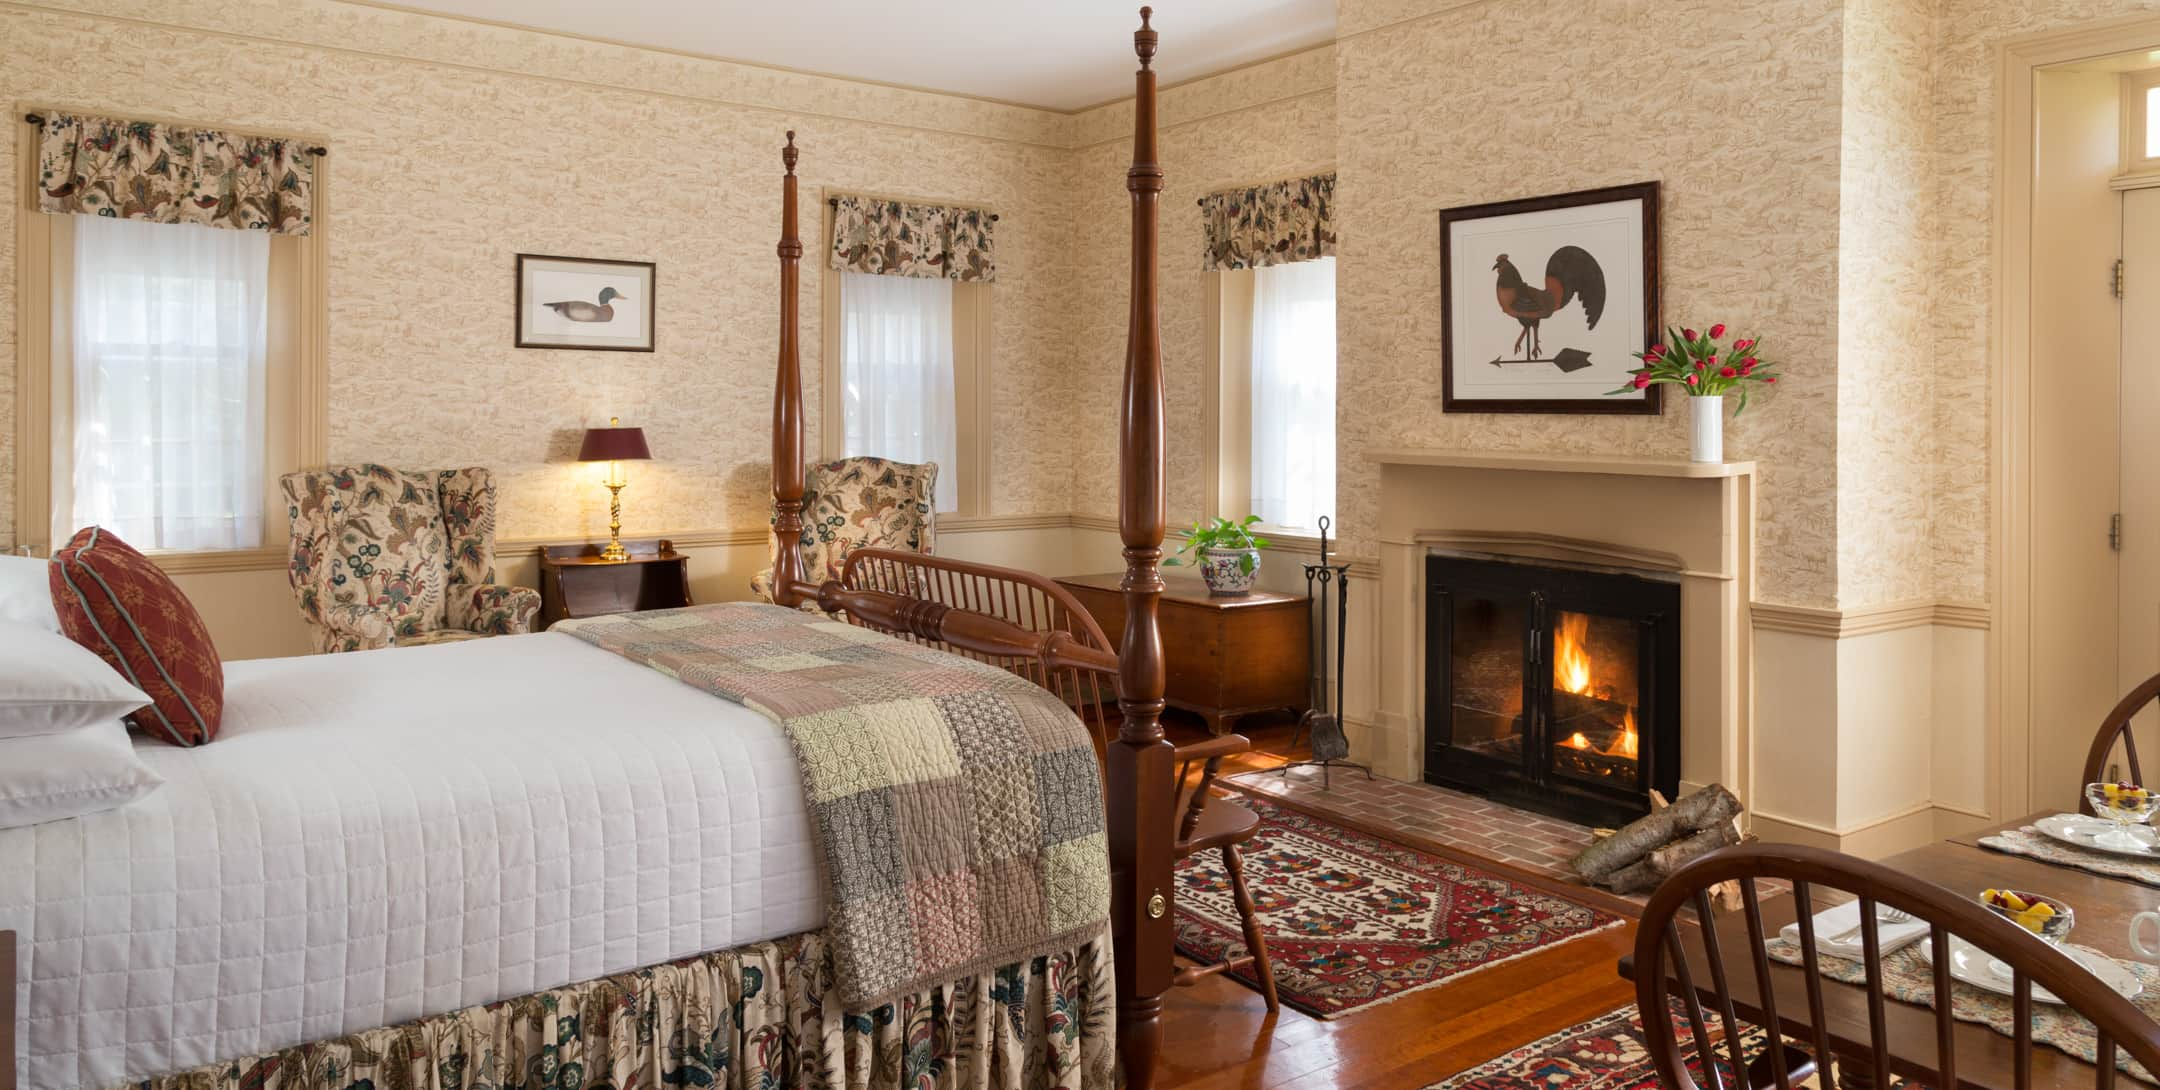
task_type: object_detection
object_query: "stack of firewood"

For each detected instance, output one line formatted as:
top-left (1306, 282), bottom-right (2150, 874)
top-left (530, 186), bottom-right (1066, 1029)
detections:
top-left (1570, 784), bottom-right (1746, 897)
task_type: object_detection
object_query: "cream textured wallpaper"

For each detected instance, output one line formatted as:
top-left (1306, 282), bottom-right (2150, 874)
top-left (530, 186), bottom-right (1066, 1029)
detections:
top-left (0, 0), bottom-right (1080, 549)
top-left (1836, 0), bottom-right (1940, 608)
top-left (1334, 0), bottom-right (1845, 607)
top-left (8, 0), bottom-right (2159, 616)
top-left (1064, 0), bottom-right (2160, 612)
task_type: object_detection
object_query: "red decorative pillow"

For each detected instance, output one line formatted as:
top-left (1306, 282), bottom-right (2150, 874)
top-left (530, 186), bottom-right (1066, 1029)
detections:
top-left (48, 527), bottom-right (223, 746)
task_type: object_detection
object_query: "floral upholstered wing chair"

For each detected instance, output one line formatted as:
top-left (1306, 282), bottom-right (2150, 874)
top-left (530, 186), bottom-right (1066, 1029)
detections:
top-left (752, 456), bottom-right (938, 605)
top-left (281, 465), bottom-right (542, 653)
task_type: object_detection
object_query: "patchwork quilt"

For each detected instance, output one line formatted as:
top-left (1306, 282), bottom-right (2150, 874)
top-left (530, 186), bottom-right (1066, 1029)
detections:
top-left (556, 603), bottom-right (1111, 1007)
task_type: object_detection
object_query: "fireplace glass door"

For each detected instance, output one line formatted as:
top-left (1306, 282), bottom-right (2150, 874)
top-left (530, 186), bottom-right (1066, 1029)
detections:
top-left (1547, 609), bottom-right (1644, 791)
top-left (1425, 555), bottom-right (1679, 826)
top-left (1444, 589), bottom-right (1530, 764)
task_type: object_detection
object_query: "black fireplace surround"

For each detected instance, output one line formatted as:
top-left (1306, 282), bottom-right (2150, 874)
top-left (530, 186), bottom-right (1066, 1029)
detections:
top-left (1423, 554), bottom-right (1680, 827)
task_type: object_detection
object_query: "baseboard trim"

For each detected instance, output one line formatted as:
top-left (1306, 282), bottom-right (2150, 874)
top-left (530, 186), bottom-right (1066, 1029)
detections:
top-left (1751, 599), bottom-right (1991, 638)
top-left (1751, 801), bottom-right (1971, 859)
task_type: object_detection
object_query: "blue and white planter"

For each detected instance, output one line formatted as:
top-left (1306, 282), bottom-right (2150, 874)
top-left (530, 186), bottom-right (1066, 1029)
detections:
top-left (1198, 546), bottom-right (1260, 596)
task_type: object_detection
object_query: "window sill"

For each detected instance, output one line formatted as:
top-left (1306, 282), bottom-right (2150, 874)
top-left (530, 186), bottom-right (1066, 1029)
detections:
top-left (146, 546), bottom-right (287, 575)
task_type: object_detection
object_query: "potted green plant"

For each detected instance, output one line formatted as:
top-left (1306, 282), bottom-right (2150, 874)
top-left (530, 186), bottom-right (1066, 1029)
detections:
top-left (1165, 515), bottom-right (1271, 596)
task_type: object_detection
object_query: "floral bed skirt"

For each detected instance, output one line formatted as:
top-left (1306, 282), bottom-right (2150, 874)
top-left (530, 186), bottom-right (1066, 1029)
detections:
top-left (127, 927), bottom-right (1114, 1090)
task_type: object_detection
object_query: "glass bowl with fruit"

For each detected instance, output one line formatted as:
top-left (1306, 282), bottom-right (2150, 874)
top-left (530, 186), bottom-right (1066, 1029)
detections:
top-left (2085, 782), bottom-right (2160, 852)
top-left (1980, 888), bottom-right (2075, 946)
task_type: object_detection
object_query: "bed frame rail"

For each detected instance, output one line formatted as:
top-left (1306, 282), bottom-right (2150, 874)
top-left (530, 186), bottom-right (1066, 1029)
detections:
top-left (839, 548), bottom-right (1117, 732)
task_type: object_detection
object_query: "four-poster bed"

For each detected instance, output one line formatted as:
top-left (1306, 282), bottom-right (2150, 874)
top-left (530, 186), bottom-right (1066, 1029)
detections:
top-left (766, 12), bottom-right (1177, 1088)
top-left (0, 13), bottom-right (1176, 1090)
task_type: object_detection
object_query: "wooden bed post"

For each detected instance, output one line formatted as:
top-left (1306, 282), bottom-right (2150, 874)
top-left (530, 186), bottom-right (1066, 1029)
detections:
top-left (1109, 10), bottom-right (1176, 1090)
top-left (772, 131), bottom-right (809, 609)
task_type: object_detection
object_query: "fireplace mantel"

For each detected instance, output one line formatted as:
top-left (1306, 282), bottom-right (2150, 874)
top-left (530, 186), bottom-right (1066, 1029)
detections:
top-left (1366, 447), bottom-right (1757, 480)
top-left (1365, 451), bottom-right (1755, 822)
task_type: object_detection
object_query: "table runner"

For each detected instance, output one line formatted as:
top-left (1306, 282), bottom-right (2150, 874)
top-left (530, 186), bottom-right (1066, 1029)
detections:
top-left (1979, 825), bottom-right (2160, 889)
top-left (557, 603), bottom-right (1111, 1009)
top-left (1764, 938), bottom-right (2158, 1081)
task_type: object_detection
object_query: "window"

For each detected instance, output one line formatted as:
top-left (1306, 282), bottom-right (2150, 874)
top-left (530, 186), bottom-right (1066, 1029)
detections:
top-left (1212, 257), bottom-right (1337, 532)
top-left (820, 251), bottom-right (992, 518)
top-left (2147, 84), bottom-right (2160, 160)
top-left (17, 125), bottom-right (322, 564)
top-left (2124, 68), bottom-right (2160, 174)
top-left (61, 218), bottom-right (270, 550)
top-left (836, 271), bottom-right (958, 512)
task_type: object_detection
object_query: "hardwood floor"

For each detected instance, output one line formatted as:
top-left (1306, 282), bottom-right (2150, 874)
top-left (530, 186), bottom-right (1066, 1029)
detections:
top-left (1157, 712), bottom-right (1642, 1090)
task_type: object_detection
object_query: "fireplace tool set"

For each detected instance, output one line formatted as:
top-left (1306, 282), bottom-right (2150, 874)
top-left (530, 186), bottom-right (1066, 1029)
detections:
top-left (1235, 516), bottom-right (1371, 789)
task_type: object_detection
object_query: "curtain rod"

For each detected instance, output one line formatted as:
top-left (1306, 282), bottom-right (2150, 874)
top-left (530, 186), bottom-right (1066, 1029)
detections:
top-left (826, 195), bottom-right (998, 222)
top-left (24, 113), bottom-right (326, 157)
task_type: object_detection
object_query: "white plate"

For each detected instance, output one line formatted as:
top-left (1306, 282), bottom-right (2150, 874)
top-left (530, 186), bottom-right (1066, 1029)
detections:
top-left (1918, 935), bottom-right (2143, 1004)
top-left (2033, 812), bottom-right (2160, 858)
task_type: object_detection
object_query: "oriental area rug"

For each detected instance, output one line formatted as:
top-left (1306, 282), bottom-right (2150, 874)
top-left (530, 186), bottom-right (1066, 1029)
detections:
top-left (1425, 1002), bottom-right (1909, 1090)
top-left (1173, 796), bottom-right (1624, 1019)
top-left (1425, 1003), bottom-right (1752, 1090)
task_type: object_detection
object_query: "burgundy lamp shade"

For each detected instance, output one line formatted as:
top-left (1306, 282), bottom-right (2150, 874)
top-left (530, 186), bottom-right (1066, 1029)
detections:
top-left (578, 426), bottom-right (651, 462)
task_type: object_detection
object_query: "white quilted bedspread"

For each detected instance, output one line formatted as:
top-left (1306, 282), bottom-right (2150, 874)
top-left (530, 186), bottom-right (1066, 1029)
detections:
top-left (0, 633), bottom-right (823, 1090)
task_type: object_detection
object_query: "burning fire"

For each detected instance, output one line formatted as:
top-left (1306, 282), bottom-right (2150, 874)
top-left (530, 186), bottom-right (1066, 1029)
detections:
top-left (1554, 613), bottom-right (1593, 695)
top-left (1561, 710), bottom-right (1640, 758)
top-left (1554, 614), bottom-right (1640, 759)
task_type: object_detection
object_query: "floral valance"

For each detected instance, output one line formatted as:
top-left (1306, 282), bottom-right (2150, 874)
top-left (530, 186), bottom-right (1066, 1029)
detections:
top-left (829, 194), bottom-right (996, 282)
top-left (1200, 171), bottom-right (1335, 271)
top-left (36, 112), bottom-right (315, 235)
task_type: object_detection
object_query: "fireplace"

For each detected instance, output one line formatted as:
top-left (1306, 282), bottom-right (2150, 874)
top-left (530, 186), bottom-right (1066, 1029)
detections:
top-left (1423, 554), bottom-right (1680, 827)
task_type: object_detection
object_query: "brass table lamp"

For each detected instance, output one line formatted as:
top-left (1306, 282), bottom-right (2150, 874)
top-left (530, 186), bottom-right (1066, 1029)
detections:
top-left (577, 418), bottom-right (652, 562)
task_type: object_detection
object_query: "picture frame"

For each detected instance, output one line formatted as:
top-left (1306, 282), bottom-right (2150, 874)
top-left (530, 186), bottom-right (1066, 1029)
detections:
top-left (515, 254), bottom-right (657, 352)
top-left (1439, 182), bottom-right (1660, 414)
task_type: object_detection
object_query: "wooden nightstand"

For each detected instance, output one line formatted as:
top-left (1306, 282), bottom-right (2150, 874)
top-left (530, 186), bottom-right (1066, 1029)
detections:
top-left (538, 538), bottom-right (692, 629)
top-left (1054, 572), bottom-right (1310, 733)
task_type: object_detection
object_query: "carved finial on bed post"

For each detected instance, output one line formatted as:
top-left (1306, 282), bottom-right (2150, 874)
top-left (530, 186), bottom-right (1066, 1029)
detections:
top-left (772, 130), bottom-right (808, 607)
top-left (1109, 9), bottom-right (1173, 1090)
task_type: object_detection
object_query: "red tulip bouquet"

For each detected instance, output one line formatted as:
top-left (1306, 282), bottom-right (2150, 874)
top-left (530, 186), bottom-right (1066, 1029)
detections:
top-left (1608, 323), bottom-right (1781, 413)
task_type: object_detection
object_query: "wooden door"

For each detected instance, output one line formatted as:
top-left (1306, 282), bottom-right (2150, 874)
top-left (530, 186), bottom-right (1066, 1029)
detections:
top-left (2118, 187), bottom-right (2160, 788)
top-left (2027, 70), bottom-right (2125, 812)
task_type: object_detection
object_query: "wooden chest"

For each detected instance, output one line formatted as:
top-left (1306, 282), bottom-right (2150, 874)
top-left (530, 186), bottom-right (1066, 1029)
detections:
top-left (1054, 572), bottom-right (1310, 733)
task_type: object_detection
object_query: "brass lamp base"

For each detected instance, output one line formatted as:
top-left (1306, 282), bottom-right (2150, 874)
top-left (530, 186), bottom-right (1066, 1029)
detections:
top-left (601, 481), bottom-right (629, 562)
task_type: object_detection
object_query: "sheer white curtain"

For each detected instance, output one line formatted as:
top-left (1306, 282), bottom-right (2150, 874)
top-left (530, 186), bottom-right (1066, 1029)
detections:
top-left (1250, 256), bottom-right (1336, 530)
top-left (838, 270), bottom-right (958, 512)
top-left (68, 216), bottom-right (269, 550)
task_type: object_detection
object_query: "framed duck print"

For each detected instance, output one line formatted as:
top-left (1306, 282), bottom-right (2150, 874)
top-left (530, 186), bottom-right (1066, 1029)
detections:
top-left (516, 254), bottom-right (657, 351)
top-left (1439, 182), bottom-right (1660, 414)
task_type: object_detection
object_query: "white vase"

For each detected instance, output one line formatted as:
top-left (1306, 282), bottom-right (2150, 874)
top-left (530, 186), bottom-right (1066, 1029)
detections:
top-left (1690, 395), bottom-right (1725, 463)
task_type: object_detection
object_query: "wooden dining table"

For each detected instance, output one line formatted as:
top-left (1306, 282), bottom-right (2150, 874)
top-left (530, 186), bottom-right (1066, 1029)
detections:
top-left (1617, 813), bottom-right (2159, 1090)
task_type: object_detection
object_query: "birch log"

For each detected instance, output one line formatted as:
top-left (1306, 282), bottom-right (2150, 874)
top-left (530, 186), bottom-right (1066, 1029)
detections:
top-left (1570, 784), bottom-right (1741, 881)
top-left (1604, 821), bottom-right (1742, 894)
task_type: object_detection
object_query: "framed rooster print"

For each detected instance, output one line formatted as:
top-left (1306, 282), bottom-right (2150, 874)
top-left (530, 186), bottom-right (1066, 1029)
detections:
top-left (516, 254), bottom-right (657, 351)
top-left (1439, 182), bottom-right (1660, 413)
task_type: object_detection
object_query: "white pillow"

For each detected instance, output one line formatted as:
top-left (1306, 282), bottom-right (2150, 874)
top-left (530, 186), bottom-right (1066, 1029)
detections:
top-left (0, 554), bottom-right (58, 633)
top-left (0, 619), bottom-right (151, 737)
top-left (0, 719), bottom-right (163, 829)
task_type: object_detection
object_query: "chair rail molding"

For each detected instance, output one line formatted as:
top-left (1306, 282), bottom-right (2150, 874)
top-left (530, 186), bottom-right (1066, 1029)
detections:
top-left (1751, 600), bottom-right (1992, 639)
